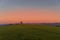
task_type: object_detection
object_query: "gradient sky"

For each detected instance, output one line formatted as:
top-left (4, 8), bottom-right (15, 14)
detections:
top-left (0, 0), bottom-right (60, 24)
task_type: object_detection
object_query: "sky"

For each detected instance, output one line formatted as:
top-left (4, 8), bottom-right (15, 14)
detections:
top-left (0, 0), bottom-right (60, 24)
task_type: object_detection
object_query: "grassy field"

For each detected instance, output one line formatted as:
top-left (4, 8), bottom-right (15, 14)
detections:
top-left (0, 24), bottom-right (59, 40)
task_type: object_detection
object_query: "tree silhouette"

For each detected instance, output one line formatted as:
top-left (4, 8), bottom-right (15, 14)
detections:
top-left (20, 21), bottom-right (23, 24)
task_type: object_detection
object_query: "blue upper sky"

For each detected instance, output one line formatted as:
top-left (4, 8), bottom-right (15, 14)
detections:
top-left (0, 0), bottom-right (59, 9)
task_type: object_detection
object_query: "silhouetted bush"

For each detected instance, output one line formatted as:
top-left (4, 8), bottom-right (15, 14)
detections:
top-left (9, 24), bottom-right (13, 25)
top-left (56, 25), bottom-right (60, 27)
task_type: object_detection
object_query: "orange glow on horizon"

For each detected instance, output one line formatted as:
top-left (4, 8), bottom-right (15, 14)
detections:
top-left (0, 8), bottom-right (60, 24)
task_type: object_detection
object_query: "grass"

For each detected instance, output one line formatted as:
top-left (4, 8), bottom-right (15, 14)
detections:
top-left (0, 24), bottom-right (59, 40)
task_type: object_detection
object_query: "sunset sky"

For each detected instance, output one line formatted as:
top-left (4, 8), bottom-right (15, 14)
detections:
top-left (0, 0), bottom-right (60, 24)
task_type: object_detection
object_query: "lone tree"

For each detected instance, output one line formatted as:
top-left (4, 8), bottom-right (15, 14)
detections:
top-left (20, 21), bottom-right (23, 24)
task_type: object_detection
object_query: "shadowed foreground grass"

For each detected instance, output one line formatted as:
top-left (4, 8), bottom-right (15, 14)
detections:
top-left (0, 24), bottom-right (60, 40)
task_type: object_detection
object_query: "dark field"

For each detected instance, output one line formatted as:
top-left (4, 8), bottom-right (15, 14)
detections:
top-left (0, 24), bottom-right (59, 40)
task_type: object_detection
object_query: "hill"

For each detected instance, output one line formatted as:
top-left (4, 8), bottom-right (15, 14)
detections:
top-left (0, 24), bottom-right (60, 40)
